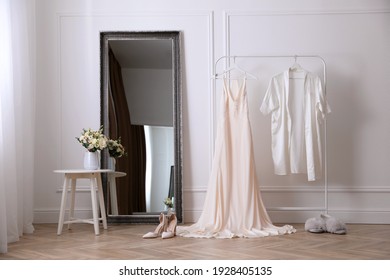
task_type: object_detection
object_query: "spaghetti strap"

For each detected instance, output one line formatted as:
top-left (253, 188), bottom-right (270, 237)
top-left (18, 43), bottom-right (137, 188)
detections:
top-left (223, 78), bottom-right (246, 102)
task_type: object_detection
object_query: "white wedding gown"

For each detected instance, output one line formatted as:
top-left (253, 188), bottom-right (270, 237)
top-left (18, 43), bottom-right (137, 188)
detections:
top-left (177, 78), bottom-right (296, 238)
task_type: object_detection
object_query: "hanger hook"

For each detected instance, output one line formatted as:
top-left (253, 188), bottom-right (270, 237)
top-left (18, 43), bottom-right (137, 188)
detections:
top-left (294, 55), bottom-right (297, 63)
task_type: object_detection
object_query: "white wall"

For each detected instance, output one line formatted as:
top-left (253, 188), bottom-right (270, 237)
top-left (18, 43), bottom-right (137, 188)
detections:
top-left (34, 0), bottom-right (390, 224)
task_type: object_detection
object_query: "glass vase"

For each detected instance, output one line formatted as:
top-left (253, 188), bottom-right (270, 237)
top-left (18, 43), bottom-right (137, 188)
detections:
top-left (108, 157), bottom-right (116, 170)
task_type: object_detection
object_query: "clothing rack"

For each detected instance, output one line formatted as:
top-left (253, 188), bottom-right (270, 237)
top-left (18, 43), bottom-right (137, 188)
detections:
top-left (213, 55), bottom-right (328, 215)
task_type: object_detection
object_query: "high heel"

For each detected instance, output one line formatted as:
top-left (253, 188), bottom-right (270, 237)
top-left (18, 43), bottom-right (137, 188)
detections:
top-left (162, 213), bottom-right (177, 239)
top-left (143, 213), bottom-right (167, 238)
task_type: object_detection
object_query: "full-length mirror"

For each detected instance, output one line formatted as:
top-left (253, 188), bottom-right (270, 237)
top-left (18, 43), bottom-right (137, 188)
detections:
top-left (100, 31), bottom-right (182, 223)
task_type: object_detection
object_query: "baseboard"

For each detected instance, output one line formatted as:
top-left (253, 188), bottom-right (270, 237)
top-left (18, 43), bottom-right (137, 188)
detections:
top-left (182, 209), bottom-right (390, 224)
top-left (35, 209), bottom-right (390, 224)
top-left (182, 186), bottom-right (390, 224)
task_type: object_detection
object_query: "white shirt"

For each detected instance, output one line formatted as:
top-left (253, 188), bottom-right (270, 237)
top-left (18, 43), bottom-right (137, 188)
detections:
top-left (260, 68), bottom-right (331, 181)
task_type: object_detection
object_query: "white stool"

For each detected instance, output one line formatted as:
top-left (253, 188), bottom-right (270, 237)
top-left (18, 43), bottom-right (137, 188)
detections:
top-left (54, 169), bottom-right (113, 235)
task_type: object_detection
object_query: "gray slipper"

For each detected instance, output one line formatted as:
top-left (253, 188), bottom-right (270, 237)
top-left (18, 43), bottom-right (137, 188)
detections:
top-left (321, 214), bottom-right (347, 235)
top-left (305, 217), bottom-right (326, 233)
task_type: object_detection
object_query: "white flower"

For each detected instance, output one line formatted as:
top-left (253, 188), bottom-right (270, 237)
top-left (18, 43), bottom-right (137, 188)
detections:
top-left (107, 138), bottom-right (126, 158)
top-left (76, 126), bottom-right (108, 152)
top-left (99, 138), bottom-right (107, 150)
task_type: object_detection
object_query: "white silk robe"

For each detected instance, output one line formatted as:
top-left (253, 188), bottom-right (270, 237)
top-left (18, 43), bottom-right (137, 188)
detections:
top-left (260, 69), bottom-right (331, 181)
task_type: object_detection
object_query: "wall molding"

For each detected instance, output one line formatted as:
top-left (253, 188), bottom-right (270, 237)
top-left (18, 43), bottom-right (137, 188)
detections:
top-left (49, 11), bottom-right (216, 225)
top-left (213, 9), bottom-right (390, 154)
top-left (199, 9), bottom-right (390, 225)
top-left (224, 9), bottom-right (390, 16)
top-left (50, 9), bottom-right (390, 225)
top-left (56, 10), bottom-right (217, 170)
top-left (222, 8), bottom-right (390, 57)
top-left (56, 10), bottom-right (215, 170)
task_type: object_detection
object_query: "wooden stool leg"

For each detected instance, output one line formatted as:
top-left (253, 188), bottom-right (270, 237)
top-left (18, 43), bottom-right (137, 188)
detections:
top-left (109, 175), bottom-right (119, 215)
top-left (97, 174), bottom-right (108, 230)
top-left (68, 178), bottom-right (76, 230)
top-left (90, 174), bottom-right (100, 235)
top-left (57, 176), bottom-right (69, 235)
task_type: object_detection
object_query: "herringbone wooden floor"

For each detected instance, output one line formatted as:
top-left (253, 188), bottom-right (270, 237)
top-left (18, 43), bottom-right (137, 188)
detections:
top-left (1, 223), bottom-right (389, 259)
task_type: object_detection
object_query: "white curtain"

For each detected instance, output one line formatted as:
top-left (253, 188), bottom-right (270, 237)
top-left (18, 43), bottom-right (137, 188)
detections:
top-left (0, 0), bottom-right (36, 254)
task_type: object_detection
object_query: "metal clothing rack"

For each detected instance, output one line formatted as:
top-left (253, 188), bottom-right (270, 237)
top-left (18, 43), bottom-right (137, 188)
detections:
top-left (212, 55), bottom-right (329, 214)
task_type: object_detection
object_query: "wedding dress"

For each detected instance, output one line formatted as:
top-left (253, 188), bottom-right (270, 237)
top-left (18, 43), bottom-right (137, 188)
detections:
top-left (177, 78), bottom-right (296, 238)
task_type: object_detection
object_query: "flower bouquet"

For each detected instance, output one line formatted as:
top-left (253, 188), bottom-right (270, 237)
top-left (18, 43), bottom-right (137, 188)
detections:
top-left (107, 137), bottom-right (126, 158)
top-left (163, 197), bottom-right (173, 208)
top-left (106, 137), bottom-right (126, 170)
top-left (76, 126), bottom-right (108, 152)
top-left (76, 126), bottom-right (108, 169)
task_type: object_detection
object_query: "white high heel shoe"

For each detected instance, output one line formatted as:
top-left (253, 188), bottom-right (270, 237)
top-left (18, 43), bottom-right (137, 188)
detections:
top-left (143, 213), bottom-right (167, 238)
top-left (162, 213), bottom-right (177, 239)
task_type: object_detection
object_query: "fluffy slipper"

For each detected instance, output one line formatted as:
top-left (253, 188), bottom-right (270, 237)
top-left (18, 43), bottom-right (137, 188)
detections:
top-left (305, 217), bottom-right (326, 233)
top-left (321, 214), bottom-right (347, 235)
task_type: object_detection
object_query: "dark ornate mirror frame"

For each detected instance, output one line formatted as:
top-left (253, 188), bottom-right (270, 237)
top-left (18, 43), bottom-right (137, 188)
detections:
top-left (100, 31), bottom-right (183, 223)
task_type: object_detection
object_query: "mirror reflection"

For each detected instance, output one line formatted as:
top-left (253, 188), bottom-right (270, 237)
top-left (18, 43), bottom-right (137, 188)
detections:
top-left (100, 31), bottom-right (182, 223)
